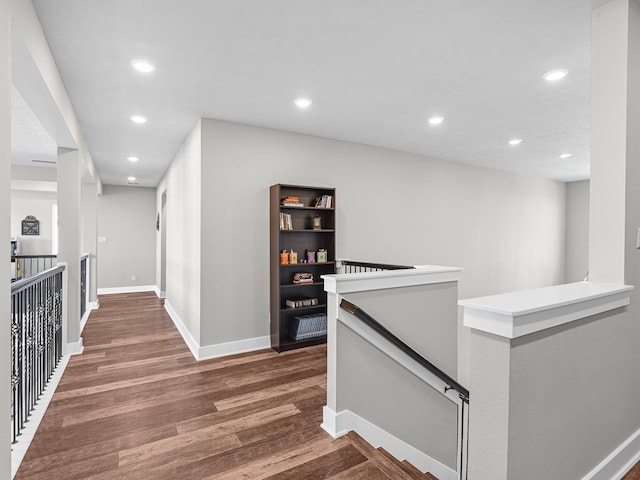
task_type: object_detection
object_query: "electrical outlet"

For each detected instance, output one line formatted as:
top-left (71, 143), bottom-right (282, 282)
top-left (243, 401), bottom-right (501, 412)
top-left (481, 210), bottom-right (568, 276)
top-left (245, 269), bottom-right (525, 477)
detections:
top-left (131, 274), bottom-right (136, 281)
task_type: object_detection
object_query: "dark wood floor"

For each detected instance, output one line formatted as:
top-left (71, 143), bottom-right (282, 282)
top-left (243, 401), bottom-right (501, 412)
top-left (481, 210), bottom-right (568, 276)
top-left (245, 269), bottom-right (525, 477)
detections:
top-left (15, 292), bottom-right (436, 480)
top-left (625, 462), bottom-right (640, 479)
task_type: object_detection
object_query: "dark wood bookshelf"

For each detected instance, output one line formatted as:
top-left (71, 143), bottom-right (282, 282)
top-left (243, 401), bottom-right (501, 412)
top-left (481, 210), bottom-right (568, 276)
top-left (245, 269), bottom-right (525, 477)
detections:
top-left (270, 184), bottom-right (336, 352)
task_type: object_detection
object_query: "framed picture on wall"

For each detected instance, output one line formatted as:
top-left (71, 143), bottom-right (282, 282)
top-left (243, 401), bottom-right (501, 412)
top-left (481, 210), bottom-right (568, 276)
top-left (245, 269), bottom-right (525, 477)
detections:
top-left (21, 215), bottom-right (40, 236)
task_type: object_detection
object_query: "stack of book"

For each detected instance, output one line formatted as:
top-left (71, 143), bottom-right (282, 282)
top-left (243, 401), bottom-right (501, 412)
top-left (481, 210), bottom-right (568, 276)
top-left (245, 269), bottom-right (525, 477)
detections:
top-left (285, 297), bottom-right (319, 308)
top-left (282, 196), bottom-right (304, 207)
top-left (292, 272), bottom-right (314, 284)
top-left (289, 313), bottom-right (328, 341)
top-left (279, 212), bottom-right (293, 230)
top-left (314, 195), bottom-right (333, 208)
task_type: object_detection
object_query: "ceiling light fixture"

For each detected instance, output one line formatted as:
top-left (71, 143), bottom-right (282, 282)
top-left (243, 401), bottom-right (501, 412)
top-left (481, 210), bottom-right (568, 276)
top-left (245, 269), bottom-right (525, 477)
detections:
top-left (130, 115), bottom-right (147, 124)
top-left (559, 153), bottom-right (573, 159)
top-left (127, 176), bottom-right (136, 182)
top-left (294, 97), bottom-right (312, 108)
top-left (127, 156), bottom-right (139, 162)
top-left (428, 116), bottom-right (445, 125)
top-left (131, 59), bottom-right (156, 73)
top-left (543, 69), bottom-right (569, 82)
top-left (508, 138), bottom-right (523, 146)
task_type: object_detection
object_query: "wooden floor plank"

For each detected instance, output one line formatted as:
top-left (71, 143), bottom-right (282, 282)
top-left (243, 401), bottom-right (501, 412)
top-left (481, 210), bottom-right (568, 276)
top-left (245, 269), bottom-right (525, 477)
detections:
top-left (14, 292), bottom-right (439, 480)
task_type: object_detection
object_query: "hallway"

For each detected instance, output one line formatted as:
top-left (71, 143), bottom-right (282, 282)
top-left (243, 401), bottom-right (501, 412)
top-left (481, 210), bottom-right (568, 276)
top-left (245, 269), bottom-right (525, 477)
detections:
top-left (14, 292), bottom-right (433, 479)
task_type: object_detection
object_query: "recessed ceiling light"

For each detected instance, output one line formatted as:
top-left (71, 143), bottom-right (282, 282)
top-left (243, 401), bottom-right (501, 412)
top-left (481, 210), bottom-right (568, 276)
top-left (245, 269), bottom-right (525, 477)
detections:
top-left (508, 138), bottom-right (523, 146)
top-left (127, 176), bottom-right (136, 182)
top-left (130, 115), bottom-right (147, 124)
top-left (428, 116), bottom-right (445, 125)
top-left (543, 69), bottom-right (569, 82)
top-left (130, 59), bottom-right (156, 73)
top-left (127, 156), bottom-right (139, 162)
top-left (559, 153), bottom-right (573, 159)
top-left (294, 97), bottom-right (312, 108)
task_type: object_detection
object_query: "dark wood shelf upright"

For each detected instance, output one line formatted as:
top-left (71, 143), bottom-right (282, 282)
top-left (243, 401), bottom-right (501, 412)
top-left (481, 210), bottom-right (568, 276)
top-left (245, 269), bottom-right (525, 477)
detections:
top-left (269, 184), bottom-right (336, 352)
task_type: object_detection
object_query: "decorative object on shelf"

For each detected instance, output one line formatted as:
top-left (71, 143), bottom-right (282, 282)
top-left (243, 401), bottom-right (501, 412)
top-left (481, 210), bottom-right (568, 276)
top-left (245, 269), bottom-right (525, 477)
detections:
top-left (293, 272), bottom-right (314, 284)
top-left (285, 297), bottom-right (319, 308)
top-left (306, 249), bottom-right (316, 263)
top-left (289, 250), bottom-right (298, 264)
top-left (280, 250), bottom-right (289, 265)
top-left (313, 215), bottom-right (322, 230)
top-left (317, 249), bottom-right (327, 263)
top-left (21, 215), bottom-right (40, 236)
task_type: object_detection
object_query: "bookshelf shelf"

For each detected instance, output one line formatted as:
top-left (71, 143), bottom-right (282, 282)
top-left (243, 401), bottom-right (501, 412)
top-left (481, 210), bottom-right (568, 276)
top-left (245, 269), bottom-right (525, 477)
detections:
top-left (280, 229), bottom-right (335, 233)
top-left (280, 282), bottom-right (325, 288)
top-left (280, 262), bottom-right (335, 268)
top-left (280, 304), bottom-right (327, 313)
top-left (270, 184), bottom-right (335, 352)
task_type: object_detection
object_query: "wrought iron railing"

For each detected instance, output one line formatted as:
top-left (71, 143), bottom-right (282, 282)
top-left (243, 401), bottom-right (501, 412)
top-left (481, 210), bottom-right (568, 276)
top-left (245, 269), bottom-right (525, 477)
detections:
top-left (80, 254), bottom-right (88, 319)
top-left (11, 255), bottom-right (57, 282)
top-left (10, 265), bottom-right (65, 444)
top-left (336, 260), bottom-right (415, 274)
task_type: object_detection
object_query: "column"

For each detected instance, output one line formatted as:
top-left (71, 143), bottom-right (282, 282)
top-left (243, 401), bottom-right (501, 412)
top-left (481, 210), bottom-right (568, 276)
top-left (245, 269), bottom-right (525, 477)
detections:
top-left (0, 0), bottom-right (13, 475)
top-left (589, 0), bottom-right (640, 283)
top-left (57, 148), bottom-right (83, 353)
top-left (82, 181), bottom-right (98, 308)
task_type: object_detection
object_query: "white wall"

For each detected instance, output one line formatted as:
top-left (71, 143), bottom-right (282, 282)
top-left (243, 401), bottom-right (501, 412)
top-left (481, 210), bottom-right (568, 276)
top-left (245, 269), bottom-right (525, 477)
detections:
top-left (190, 119), bottom-right (566, 349)
top-left (565, 180), bottom-right (589, 282)
top-left (10, 189), bottom-right (56, 254)
top-left (157, 120), bottom-right (202, 342)
top-left (0, 0), bottom-right (12, 475)
top-left (97, 185), bottom-right (156, 289)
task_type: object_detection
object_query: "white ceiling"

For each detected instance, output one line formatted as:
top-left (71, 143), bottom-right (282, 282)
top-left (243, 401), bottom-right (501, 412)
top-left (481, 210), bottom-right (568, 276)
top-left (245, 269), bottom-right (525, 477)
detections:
top-left (11, 85), bottom-right (57, 167)
top-left (19, 0), bottom-right (608, 187)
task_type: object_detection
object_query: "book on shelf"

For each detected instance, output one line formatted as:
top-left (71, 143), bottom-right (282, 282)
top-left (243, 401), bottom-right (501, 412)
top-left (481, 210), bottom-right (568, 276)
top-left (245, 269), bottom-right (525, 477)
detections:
top-left (279, 212), bottom-right (293, 230)
top-left (292, 272), bottom-right (314, 284)
top-left (285, 297), bottom-right (319, 308)
top-left (313, 195), bottom-right (333, 208)
top-left (282, 196), bottom-right (304, 207)
top-left (289, 313), bottom-right (328, 341)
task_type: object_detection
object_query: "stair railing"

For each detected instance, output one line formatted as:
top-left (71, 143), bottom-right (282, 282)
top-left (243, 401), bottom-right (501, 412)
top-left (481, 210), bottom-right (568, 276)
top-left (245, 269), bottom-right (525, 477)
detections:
top-left (337, 259), bottom-right (415, 274)
top-left (10, 265), bottom-right (65, 444)
top-left (340, 298), bottom-right (469, 480)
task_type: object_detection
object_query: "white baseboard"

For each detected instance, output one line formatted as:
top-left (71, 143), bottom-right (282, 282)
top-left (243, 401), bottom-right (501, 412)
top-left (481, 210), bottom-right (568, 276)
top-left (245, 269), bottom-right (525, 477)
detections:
top-left (164, 300), bottom-right (270, 361)
top-left (198, 335), bottom-right (270, 360)
top-left (164, 300), bottom-right (199, 360)
top-left (89, 300), bottom-right (99, 310)
top-left (581, 426), bottom-right (640, 480)
top-left (80, 309), bottom-right (91, 333)
top-left (64, 339), bottom-right (84, 356)
top-left (11, 354), bottom-right (72, 479)
top-left (321, 406), bottom-right (457, 480)
top-left (153, 285), bottom-right (166, 298)
top-left (97, 285), bottom-right (156, 295)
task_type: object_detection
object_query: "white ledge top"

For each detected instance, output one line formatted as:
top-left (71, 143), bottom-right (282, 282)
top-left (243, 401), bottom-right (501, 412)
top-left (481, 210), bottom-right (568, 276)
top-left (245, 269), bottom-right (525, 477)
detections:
top-left (459, 281), bottom-right (634, 339)
top-left (323, 264), bottom-right (462, 294)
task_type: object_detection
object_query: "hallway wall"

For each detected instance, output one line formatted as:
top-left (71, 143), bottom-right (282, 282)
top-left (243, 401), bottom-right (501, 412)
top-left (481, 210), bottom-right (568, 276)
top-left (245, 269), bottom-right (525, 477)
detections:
top-left (160, 118), bottom-right (567, 352)
top-left (97, 185), bottom-right (156, 289)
